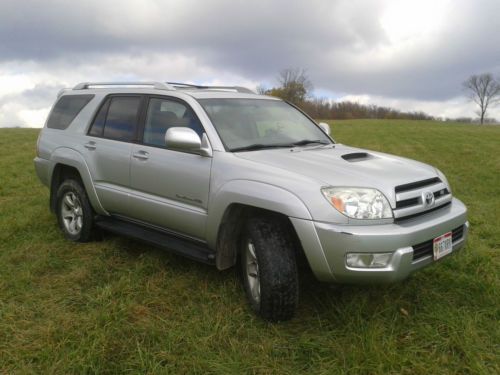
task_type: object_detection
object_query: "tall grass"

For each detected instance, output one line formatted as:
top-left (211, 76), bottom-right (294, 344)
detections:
top-left (0, 120), bottom-right (498, 374)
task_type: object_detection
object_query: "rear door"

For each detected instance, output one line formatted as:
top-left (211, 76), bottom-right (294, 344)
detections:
top-left (83, 95), bottom-right (144, 215)
top-left (128, 96), bottom-right (212, 240)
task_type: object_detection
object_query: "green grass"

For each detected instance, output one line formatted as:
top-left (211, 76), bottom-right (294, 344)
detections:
top-left (0, 120), bottom-right (499, 374)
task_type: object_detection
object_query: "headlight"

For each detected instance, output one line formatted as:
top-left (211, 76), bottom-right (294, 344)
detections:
top-left (321, 187), bottom-right (393, 219)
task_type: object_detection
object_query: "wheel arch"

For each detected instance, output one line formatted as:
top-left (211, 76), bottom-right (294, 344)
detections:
top-left (208, 180), bottom-right (312, 270)
top-left (49, 147), bottom-right (107, 215)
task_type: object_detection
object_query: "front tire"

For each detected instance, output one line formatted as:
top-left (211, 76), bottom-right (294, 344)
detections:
top-left (240, 216), bottom-right (299, 322)
top-left (56, 179), bottom-right (96, 242)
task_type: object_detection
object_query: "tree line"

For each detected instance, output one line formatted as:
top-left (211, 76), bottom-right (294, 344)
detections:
top-left (261, 68), bottom-right (499, 123)
top-left (300, 98), bottom-right (434, 120)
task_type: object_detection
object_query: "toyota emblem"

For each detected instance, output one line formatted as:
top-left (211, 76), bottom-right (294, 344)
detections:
top-left (422, 191), bottom-right (435, 207)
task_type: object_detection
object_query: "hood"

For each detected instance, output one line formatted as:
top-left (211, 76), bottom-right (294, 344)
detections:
top-left (234, 144), bottom-right (439, 206)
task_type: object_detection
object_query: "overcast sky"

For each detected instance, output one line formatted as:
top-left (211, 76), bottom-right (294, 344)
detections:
top-left (1, 0), bottom-right (499, 127)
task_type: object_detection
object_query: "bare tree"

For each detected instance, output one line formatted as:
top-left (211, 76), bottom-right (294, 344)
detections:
top-left (463, 73), bottom-right (500, 124)
top-left (269, 68), bottom-right (313, 105)
top-left (255, 84), bottom-right (268, 95)
top-left (278, 68), bottom-right (313, 92)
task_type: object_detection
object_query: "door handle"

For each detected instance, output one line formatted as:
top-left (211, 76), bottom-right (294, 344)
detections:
top-left (84, 141), bottom-right (96, 150)
top-left (133, 150), bottom-right (149, 160)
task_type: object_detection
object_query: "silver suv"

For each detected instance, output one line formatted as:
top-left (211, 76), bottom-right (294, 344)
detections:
top-left (34, 82), bottom-right (469, 321)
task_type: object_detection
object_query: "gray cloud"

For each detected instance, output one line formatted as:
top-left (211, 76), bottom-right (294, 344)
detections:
top-left (2, 0), bottom-right (499, 98)
top-left (0, 0), bottom-right (499, 126)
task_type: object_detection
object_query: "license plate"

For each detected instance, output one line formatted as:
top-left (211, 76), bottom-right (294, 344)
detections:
top-left (433, 231), bottom-right (453, 260)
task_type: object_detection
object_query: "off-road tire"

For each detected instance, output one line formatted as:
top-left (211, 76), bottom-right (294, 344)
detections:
top-left (240, 216), bottom-right (299, 322)
top-left (56, 179), bottom-right (96, 242)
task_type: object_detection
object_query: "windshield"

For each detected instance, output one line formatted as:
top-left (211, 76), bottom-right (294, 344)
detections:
top-left (198, 98), bottom-right (332, 151)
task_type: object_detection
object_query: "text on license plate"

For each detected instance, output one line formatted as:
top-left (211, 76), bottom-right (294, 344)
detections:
top-left (433, 231), bottom-right (452, 260)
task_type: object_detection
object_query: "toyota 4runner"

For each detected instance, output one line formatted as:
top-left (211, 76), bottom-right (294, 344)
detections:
top-left (34, 81), bottom-right (469, 321)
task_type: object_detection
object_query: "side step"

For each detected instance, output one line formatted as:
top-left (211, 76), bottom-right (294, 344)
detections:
top-left (95, 217), bottom-right (216, 265)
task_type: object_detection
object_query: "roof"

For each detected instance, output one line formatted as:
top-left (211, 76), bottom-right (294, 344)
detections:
top-left (69, 81), bottom-right (277, 101)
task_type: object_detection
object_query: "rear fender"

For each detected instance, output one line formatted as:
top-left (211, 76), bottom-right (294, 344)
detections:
top-left (50, 147), bottom-right (107, 214)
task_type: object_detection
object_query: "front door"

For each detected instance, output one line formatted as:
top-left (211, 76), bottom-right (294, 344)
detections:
top-left (128, 96), bottom-right (212, 240)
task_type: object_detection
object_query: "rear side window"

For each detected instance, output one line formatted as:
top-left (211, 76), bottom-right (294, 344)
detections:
top-left (88, 96), bottom-right (142, 141)
top-left (46, 95), bottom-right (94, 129)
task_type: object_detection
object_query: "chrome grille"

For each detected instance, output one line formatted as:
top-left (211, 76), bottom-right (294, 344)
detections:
top-left (393, 177), bottom-right (452, 221)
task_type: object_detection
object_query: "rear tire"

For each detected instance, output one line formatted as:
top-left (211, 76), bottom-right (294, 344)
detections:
top-left (240, 216), bottom-right (299, 322)
top-left (56, 179), bottom-right (96, 242)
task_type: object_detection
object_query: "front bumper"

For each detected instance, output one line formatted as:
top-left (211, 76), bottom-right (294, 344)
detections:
top-left (291, 197), bottom-right (468, 283)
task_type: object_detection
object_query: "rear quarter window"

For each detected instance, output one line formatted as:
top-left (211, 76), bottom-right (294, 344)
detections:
top-left (46, 95), bottom-right (94, 130)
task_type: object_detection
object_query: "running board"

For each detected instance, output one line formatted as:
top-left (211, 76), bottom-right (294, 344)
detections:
top-left (95, 217), bottom-right (215, 265)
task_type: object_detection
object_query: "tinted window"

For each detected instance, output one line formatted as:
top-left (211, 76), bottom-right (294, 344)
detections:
top-left (88, 99), bottom-right (109, 137)
top-left (102, 97), bottom-right (141, 141)
top-left (47, 95), bottom-right (94, 129)
top-left (143, 98), bottom-right (204, 147)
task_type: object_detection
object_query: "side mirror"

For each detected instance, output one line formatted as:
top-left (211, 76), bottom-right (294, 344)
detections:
top-left (165, 127), bottom-right (207, 155)
top-left (165, 127), bottom-right (212, 156)
top-left (318, 122), bottom-right (331, 136)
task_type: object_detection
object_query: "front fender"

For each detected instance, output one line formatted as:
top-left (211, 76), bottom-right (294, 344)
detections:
top-left (50, 147), bottom-right (107, 214)
top-left (206, 179), bottom-right (312, 248)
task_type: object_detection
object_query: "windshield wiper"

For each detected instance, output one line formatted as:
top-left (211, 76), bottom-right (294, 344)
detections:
top-left (230, 140), bottom-right (331, 152)
top-left (230, 143), bottom-right (294, 152)
top-left (291, 139), bottom-right (330, 146)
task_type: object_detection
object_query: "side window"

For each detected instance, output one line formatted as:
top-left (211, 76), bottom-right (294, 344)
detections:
top-left (88, 96), bottom-right (141, 141)
top-left (47, 95), bottom-right (94, 130)
top-left (103, 97), bottom-right (142, 141)
top-left (143, 98), bottom-right (204, 147)
top-left (88, 99), bottom-right (109, 137)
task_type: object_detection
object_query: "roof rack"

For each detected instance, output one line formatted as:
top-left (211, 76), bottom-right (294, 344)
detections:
top-left (206, 86), bottom-right (256, 94)
top-left (167, 82), bottom-right (206, 89)
top-left (72, 81), bottom-right (256, 94)
top-left (73, 82), bottom-right (174, 91)
top-left (166, 82), bottom-right (256, 94)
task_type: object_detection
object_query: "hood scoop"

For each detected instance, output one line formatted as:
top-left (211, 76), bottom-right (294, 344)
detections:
top-left (341, 152), bottom-right (374, 162)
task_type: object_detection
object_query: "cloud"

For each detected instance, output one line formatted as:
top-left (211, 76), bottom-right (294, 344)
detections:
top-left (0, 0), bottom-right (499, 126)
top-left (0, 53), bottom-right (260, 126)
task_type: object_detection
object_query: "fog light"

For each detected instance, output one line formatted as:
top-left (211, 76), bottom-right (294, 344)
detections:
top-left (346, 253), bottom-right (392, 268)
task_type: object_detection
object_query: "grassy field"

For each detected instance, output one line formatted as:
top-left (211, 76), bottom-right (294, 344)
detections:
top-left (0, 119), bottom-right (499, 374)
